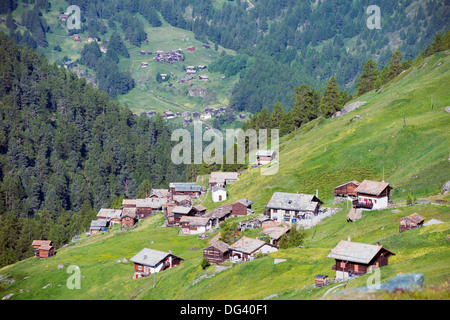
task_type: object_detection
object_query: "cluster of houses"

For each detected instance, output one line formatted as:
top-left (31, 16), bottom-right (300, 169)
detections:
top-left (30, 172), bottom-right (442, 289)
top-left (151, 49), bottom-right (185, 64)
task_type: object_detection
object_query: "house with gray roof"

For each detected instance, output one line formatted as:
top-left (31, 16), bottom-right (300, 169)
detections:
top-left (265, 192), bottom-right (323, 225)
top-left (228, 236), bottom-right (278, 263)
top-left (170, 182), bottom-right (202, 199)
top-left (130, 248), bottom-right (183, 278)
top-left (328, 240), bottom-right (395, 281)
top-left (353, 180), bottom-right (393, 210)
top-left (90, 219), bottom-right (108, 234)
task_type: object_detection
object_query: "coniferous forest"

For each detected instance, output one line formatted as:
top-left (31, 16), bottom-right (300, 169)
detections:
top-left (0, 32), bottom-right (186, 267)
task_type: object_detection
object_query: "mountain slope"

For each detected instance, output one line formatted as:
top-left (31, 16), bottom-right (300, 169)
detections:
top-left (0, 51), bottom-right (449, 300)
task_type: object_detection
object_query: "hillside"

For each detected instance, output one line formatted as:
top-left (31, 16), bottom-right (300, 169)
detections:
top-left (0, 0), bottom-right (240, 115)
top-left (0, 51), bottom-right (449, 300)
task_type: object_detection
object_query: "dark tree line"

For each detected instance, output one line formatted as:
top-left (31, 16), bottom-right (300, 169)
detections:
top-left (0, 32), bottom-right (187, 267)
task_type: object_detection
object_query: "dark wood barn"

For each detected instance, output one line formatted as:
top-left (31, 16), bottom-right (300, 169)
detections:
top-left (328, 240), bottom-right (395, 281)
top-left (399, 213), bottom-right (425, 233)
top-left (203, 241), bottom-right (230, 264)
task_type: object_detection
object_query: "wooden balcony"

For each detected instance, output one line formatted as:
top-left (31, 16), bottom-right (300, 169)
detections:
top-left (352, 200), bottom-right (373, 209)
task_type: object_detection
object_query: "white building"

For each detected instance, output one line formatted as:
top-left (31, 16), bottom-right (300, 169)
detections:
top-left (265, 192), bottom-right (323, 225)
top-left (212, 185), bottom-right (227, 202)
top-left (353, 180), bottom-right (393, 210)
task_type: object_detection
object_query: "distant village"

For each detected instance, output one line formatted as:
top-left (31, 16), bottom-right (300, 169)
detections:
top-left (31, 149), bottom-right (443, 286)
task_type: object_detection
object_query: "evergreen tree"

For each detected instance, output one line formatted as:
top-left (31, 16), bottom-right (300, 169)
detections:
top-left (356, 59), bottom-right (380, 96)
top-left (269, 102), bottom-right (286, 129)
top-left (318, 77), bottom-right (342, 117)
top-left (388, 49), bottom-right (403, 80)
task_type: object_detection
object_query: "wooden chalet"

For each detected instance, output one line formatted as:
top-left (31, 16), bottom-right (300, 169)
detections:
top-left (187, 46), bottom-right (196, 52)
top-left (149, 188), bottom-right (170, 200)
top-left (173, 195), bottom-right (192, 207)
top-left (232, 198), bottom-right (254, 217)
top-left (353, 180), bottom-right (393, 210)
top-left (121, 208), bottom-right (137, 227)
top-left (229, 236), bottom-right (278, 263)
top-left (399, 213), bottom-right (425, 233)
top-left (172, 206), bottom-right (195, 226)
top-left (90, 219), bottom-right (108, 233)
top-left (192, 204), bottom-right (207, 216)
top-left (122, 198), bottom-right (167, 219)
top-left (239, 215), bottom-right (274, 231)
top-left (130, 248), bottom-right (183, 278)
top-left (314, 274), bottom-right (329, 288)
top-left (32, 240), bottom-right (55, 259)
top-left (180, 216), bottom-right (213, 235)
top-left (209, 172), bottom-right (240, 188)
top-left (203, 241), bottom-right (230, 265)
top-left (203, 204), bottom-right (232, 227)
top-left (170, 183), bottom-right (202, 199)
top-left (265, 192), bottom-right (323, 225)
top-left (260, 227), bottom-right (290, 247)
top-left (328, 240), bottom-right (395, 281)
top-left (97, 208), bottom-right (122, 225)
top-left (334, 180), bottom-right (360, 199)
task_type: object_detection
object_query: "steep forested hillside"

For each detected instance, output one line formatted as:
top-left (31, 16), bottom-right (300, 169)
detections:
top-left (0, 31), bottom-right (186, 267)
top-left (2, 0), bottom-right (448, 113)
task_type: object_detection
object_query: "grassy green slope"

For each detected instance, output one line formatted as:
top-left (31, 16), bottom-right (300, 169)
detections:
top-left (0, 53), bottom-right (449, 300)
top-left (218, 52), bottom-right (450, 214)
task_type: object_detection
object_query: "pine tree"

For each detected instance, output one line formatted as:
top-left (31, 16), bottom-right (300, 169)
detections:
top-left (318, 77), bottom-right (342, 117)
top-left (356, 59), bottom-right (380, 96)
top-left (269, 102), bottom-right (286, 129)
top-left (388, 49), bottom-right (403, 80)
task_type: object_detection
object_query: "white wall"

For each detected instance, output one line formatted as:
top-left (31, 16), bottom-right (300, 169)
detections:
top-left (358, 195), bottom-right (388, 210)
top-left (212, 190), bottom-right (227, 202)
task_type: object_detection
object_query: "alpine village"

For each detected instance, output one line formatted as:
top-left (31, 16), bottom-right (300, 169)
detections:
top-left (0, 0), bottom-right (449, 304)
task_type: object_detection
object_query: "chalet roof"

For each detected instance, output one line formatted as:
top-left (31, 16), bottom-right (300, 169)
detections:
top-left (170, 183), bottom-right (202, 192)
top-left (266, 192), bottom-right (323, 211)
top-left (32, 240), bottom-right (52, 247)
top-left (130, 248), bottom-right (182, 267)
top-left (327, 240), bottom-right (394, 264)
top-left (180, 216), bottom-right (211, 226)
top-left (334, 180), bottom-right (360, 190)
top-left (172, 206), bottom-right (193, 215)
top-left (207, 240), bottom-right (230, 253)
top-left (173, 195), bottom-right (192, 202)
top-left (229, 236), bottom-right (272, 254)
top-left (233, 198), bottom-right (253, 207)
top-left (354, 180), bottom-right (392, 196)
top-left (90, 219), bottom-right (108, 229)
top-left (150, 189), bottom-right (170, 198)
top-left (260, 227), bottom-right (289, 240)
top-left (121, 207), bottom-right (137, 218)
top-left (401, 213), bottom-right (425, 224)
top-left (210, 172), bottom-right (240, 181)
top-left (39, 245), bottom-right (53, 251)
top-left (193, 204), bottom-right (207, 212)
top-left (204, 204), bottom-right (232, 219)
top-left (211, 185), bottom-right (226, 193)
top-left (256, 150), bottom-right (275, 157)
top-left (97, 208), bottom-right (122, 220)
top-left (123, 199), bottom-right (137, 206)
top-left (135, 198), bottom-right (168, 208)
